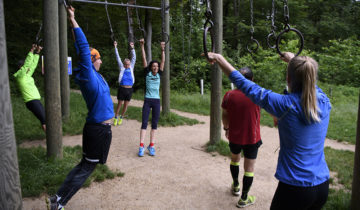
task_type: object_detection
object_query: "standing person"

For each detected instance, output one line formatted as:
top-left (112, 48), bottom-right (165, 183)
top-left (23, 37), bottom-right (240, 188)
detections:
top-left (221, 67), bottom-right (262, 208)
top-left (206, 52), bottom-right (331, 210)
top-left (138, 38), bottom-right (165, 157)
top-left (47, 6), bottom-right (114, 210)
top-left (14, 44), bottom-right (46, 132)
top-left (113, 40), bottom-right (136, 126)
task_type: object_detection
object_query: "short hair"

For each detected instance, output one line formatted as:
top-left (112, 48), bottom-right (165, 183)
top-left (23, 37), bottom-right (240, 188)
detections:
top-left (17, 59), bottom-right (25, 69)
top-left (239, 67), bottom-right (253, 80)
top-left (124, 58), bottom-right (130, 64)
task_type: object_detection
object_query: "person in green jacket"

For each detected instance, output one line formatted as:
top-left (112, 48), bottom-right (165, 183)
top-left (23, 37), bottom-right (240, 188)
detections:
top-left (14, 44), bottom-right (46, 132)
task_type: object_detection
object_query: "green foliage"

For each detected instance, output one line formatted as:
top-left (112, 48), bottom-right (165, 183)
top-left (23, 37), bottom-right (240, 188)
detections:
top-left (170, 91), bottom-right (211, 115)
top-left (18, 146), bottom-right (123, 197)
top-left (317, 37), bottom-right (360, 87)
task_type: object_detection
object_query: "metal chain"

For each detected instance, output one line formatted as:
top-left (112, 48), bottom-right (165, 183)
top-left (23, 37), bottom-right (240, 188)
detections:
top-left (104, 0), bottom-right (115, 41)
top-left (271, 0), bottom-right (277, 32)
top-left (250, 0), bottom-right (254, 37)
top-left (35, 23), bottom-right (43, 45)
top-left (283, 0), bottom-right (290, 29)
top-left (134, 0), bottom-right (146, 38)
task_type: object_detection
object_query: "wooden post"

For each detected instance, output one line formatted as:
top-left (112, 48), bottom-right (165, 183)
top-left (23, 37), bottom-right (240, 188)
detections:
top-left (161, 0), bottom-right (170, 115)
top-left (59, 1), bottom-right (70, 121)
top-left (0, 0), bottom-right (22, 208)
top-left (351, 91), bottom-right (360, 210)
top-left (44, 0), bottom-right (63, 158)
top-left (209, 0), bottom-right (223, 144)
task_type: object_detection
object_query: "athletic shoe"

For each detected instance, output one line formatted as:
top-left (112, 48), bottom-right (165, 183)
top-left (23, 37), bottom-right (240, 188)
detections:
top-left (236, 195), bottom-right (256, 208)
top-left (138, 146), bottom-right (145, 157)
top-left (113, 118), bottom-right (118, 126)
top-left (118, 117), bottom-right (123, 125)
top-left (46, 195), bottom-right (64, 210)
top-left (147, 145), bottom-right (155, 156)
top-left (231, 183), bottom-right (241, 196)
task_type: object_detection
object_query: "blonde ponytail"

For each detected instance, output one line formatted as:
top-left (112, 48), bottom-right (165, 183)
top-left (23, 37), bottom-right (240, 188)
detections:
top-left (287, 56), bottom-right (320, 123)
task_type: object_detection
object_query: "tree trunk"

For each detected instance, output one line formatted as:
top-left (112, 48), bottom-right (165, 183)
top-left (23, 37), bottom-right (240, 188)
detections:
top-left (59, 2), bottom-right (70, 121)
top-left (44, 0), bottom-right (63, 158)
top-left (351, 91), bottom-right (360, 210)
top-left (233, 0), bottom-right (240, 48)
top-left (0, 0), bottom-right (22, 208)
top-left (161, 0), bottom-right (170, 115)
top-left (209, 0), bottom-right (223, 145)
top-left (145, 9), bottom-right (152, 63)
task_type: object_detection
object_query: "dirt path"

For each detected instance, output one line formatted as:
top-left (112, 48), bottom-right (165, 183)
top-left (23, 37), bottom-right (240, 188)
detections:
top-left (21, 98), bottom-right (355, 210)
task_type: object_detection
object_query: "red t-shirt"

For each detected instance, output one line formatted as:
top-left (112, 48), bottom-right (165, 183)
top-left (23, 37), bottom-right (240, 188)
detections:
top-left (221, 89), bottom-right (261, 145)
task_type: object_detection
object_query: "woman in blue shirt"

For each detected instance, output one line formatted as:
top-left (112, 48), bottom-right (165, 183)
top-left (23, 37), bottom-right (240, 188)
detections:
top-left (205, 52), bottom-right (331, 210)
top-left (137, 38), bottom-right (165, 157)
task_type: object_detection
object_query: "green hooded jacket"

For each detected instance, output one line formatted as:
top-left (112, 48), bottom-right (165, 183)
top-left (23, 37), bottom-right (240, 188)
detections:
top-left (13, 52), bottom-right (41, 102)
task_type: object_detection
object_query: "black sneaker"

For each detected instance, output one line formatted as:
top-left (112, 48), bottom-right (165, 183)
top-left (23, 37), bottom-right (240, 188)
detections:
top-left (46, 195), bottom-right (64, 210)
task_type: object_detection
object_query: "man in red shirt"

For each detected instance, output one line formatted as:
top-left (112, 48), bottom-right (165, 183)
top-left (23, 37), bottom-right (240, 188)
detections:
top-left (221, 67), bottom-right (262, 208)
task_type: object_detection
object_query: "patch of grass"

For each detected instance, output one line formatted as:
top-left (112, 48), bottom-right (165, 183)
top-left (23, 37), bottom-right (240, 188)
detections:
top-left (318, 83), bottom-right (358, 144)
top-left (18, 146), bottom-right (124, 197)
top-left (170, 92), bottom-right (211, 116)
top-left (122, 105), bottom-right (200, 127)
top-left (206, 139), bottom-right (231, 157)
top-left (12, 92), bottom-right (87, 144)
top-left (324, 147), bottom-right (354, 190)
top-left (323, 189), bottom-right (351, 210)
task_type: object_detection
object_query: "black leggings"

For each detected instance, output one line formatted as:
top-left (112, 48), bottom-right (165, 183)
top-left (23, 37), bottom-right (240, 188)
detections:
top-left (25, 100), bottom-right (46, 125)
top-left (270, 180), bottom-right (329, 210)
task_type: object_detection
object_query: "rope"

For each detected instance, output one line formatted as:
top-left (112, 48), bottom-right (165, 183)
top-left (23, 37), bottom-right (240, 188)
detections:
top-left (104, 0), bottom-right (115, 42)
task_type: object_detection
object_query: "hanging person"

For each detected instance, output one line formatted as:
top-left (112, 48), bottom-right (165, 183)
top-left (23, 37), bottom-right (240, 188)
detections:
top-left (14, 44), bottom-right (46, 132)
top-left (47, 6), bottom-right (114, 210)
top-left (137, 38), bottom-right (165, 157)
top-left (113, 40), bottom-right (136, 126)
top-left (205, 52), bottom-right (330, 209)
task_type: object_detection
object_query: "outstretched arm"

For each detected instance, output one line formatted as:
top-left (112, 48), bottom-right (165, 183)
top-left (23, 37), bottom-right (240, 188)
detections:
top-left (139, 39), bottom-right (147, 68)
top-left (159, 42), bottom-right (165, 71)
top-left (28, 45), bottom-right (42, 76)
top-left (204, 52), bottom-right (236, 76)
top-left (129, 42), bottom-right (136, 68)
top-left (114, 41), bottom-right (124, 70)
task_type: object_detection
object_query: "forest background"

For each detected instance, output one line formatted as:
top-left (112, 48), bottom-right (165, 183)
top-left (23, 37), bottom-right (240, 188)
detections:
top-left (4, 0), bottom-right (360, 95)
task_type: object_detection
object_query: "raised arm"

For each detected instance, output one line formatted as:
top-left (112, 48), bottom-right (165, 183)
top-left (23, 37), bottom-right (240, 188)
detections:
top-left (129, 42), bottom-right (136, 68)
top-left (159, 42), bottom-right (165, 71)
top-left (204, 52), bottom-right (236, 76)
top-left (114, 41), bottom-right (124, 70)
top-left (139, 39), bottom-right (147, 68)
top-left (27, 45), bottom-right (42, 76)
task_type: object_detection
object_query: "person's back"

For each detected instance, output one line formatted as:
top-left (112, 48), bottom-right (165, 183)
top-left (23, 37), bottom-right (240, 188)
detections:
top-left (223, 89), bottom-right (261, 145)
top-left (275, 87), bottom-right (331, 186)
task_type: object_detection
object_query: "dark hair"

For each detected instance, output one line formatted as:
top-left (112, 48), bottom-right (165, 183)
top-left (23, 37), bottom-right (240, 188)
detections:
top-left (17, 59), bottom-right (25, 69)
top-left (239, 67), bottom-right (253, 80)
top-left (148, 60), bottom-right (160, 69)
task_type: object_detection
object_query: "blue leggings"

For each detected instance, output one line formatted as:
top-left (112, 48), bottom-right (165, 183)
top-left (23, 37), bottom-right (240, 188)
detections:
top-left (141, 98), bottom-right (160, 130)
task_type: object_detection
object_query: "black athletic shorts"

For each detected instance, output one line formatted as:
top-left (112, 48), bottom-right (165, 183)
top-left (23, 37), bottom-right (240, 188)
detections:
top-left (117, 86), bottom-right (133, 101)
top-left (82, 122), bottom-right (112, 164)
top-left (25, 99), bottom-right (46, 125)
top-left (229, 140), bottom-right (262, 159)
top-left (270, 180), bottom-right (329, 210)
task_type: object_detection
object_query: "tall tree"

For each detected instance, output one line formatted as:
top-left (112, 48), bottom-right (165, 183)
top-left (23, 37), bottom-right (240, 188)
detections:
top-left (209, 0), bottom-right (223, 144)
top-left (44, 0), bottom-right (63, 158)
top-left (351, 92), bottom-right (360, 210)
top-left (0, 0), bottom-right (22, 208)
top-left (59, 1), bottom-right (70, 121)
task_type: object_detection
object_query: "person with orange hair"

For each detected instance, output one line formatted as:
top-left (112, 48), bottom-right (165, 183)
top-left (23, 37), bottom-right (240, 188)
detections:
top-left (47, 6), bottom-right (114, 210)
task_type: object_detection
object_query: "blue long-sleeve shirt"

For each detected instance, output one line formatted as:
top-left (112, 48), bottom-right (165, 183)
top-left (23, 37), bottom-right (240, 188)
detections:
top-left (114, 47), bottom-right (136, 86)
top-left (72, 27), bottom-right (114, 123)
top-left (229, 70), bottom-right (331, 187)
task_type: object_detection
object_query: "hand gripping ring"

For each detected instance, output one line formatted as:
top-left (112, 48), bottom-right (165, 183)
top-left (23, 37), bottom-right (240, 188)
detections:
top-left (267, 32), bottom-right (277, 49)
top-left (162, 32), bottom-right (170, 45)
top-left (246, 38), bottom-right (260, 54)
top-left (203, 24), bottom-right (215, 61)
top-left (276, 27), bottom-right (304, 57)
